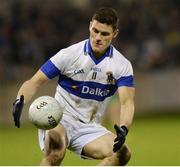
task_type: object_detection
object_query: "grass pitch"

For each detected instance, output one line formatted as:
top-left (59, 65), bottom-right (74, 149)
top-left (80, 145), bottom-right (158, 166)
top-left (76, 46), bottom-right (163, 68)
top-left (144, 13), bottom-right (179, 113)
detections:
top-left (0, 112), bottom-right (180, 165)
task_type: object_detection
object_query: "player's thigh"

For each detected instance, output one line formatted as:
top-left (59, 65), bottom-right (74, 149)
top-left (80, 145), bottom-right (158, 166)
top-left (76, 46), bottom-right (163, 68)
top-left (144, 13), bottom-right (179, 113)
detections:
top-left (82, 132), bottom-right (116, 159)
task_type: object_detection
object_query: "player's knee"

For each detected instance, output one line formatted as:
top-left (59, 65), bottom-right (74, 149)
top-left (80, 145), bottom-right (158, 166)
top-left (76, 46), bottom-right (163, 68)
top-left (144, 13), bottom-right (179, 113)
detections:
top-left (48, 130), bottom-right (63, 150)
top-left (116, 144), bottom-right (131, 165)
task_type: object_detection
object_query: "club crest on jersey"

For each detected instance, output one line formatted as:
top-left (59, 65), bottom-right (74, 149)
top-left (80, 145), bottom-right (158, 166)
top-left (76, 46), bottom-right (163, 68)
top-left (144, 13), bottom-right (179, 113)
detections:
top-left (106, 71), bottom-right (115, 84)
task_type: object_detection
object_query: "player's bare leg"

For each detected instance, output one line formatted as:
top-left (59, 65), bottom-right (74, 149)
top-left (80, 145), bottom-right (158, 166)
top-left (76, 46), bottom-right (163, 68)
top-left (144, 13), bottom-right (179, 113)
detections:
top-left (82, 133), bottom-right (131, 166)
top-left (40, 124), bottom-right (68, 166)
top-left (97, 144), bottom-right (131, 166)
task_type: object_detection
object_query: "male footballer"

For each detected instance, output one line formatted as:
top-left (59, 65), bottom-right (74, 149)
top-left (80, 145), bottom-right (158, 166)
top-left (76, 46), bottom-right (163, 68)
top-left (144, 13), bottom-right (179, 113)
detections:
top-left (12, 7), bottom-right (135, 166)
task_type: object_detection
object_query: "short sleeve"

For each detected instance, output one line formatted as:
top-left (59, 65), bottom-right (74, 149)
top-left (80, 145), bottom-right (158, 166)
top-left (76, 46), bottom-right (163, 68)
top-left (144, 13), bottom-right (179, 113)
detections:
top-left (116, 61), bottom-right (134, 87)
top-left (40, 60), bottom-right (60, 79)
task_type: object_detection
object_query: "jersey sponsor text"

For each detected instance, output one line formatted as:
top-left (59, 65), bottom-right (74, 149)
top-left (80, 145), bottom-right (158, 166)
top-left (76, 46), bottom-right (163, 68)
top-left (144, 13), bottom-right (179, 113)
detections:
top-left (82, 85), bottom-right (110, 97)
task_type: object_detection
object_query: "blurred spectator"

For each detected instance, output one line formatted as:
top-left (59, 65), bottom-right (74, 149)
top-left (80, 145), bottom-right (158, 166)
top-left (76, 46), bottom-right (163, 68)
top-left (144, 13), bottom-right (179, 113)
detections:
top-left (138, 37), bottom-right (167, 70)
top-left (0, 15), bottom-right (12, 80)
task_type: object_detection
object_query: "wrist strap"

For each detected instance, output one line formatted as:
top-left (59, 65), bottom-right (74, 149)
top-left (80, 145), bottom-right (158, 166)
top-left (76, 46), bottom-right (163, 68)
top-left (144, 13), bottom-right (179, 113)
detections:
top-left (121, 125), bottom-right (128, 135)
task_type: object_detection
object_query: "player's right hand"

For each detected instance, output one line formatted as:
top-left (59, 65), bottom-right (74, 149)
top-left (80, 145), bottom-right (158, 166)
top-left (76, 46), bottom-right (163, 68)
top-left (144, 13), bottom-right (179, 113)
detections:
top-left (12, 95), bottom-right (24, 128)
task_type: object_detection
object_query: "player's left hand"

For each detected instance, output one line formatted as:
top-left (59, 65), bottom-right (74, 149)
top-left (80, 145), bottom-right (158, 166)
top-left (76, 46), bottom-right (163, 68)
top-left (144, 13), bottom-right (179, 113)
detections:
top-left (113, 124), bottom-right (128, 152)
top-left (12, 95), bottom-right (24, 128)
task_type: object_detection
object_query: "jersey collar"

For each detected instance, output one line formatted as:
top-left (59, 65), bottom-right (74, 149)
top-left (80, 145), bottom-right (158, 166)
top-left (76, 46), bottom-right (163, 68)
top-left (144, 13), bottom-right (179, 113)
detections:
top-left (84, 39), bottom-right (113, 64)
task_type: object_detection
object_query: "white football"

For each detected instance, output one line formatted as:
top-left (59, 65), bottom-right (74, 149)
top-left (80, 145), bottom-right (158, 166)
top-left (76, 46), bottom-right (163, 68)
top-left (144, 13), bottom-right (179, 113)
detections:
top-left (29, 96), bottom-right (63, 130)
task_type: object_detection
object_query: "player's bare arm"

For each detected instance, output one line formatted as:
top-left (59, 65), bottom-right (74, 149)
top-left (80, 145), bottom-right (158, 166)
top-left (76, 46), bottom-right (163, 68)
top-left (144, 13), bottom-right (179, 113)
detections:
top-left (17, 70), bottom-right (49, 103)
top-left (118, 86), bottom-right (135, 128)
top-left (12, 70), bottom-right (49, 128)
top-left (113, 86), bottom-right (135, 152)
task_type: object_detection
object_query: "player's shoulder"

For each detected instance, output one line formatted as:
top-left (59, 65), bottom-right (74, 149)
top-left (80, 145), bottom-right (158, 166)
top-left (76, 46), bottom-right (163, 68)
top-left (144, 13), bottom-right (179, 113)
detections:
top-left (112, 47), bottom-right (134, 76)
top-left (112, 47), bottom-right (132, 66)
top-left (51, 39), bottom-right (86, 62)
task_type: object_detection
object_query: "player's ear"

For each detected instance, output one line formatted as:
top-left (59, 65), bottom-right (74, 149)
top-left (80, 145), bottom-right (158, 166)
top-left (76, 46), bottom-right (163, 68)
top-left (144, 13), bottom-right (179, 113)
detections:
top-left (113, 29), bottom-right (119, 39)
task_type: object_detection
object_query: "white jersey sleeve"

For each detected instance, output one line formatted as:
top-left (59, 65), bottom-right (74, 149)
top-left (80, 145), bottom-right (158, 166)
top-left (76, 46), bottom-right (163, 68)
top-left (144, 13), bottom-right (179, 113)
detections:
top-left (40, 49), bottom-right (68, 79)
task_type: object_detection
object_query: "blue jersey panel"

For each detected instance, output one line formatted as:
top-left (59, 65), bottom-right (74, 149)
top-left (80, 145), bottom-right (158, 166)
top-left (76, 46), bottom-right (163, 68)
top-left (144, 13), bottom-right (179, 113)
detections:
top-left (40, 60), bottom-right (60, 79)
top-left (58, 74), bottom-right (117, 101)
top-left (116, 75), bottom-right (134, 87)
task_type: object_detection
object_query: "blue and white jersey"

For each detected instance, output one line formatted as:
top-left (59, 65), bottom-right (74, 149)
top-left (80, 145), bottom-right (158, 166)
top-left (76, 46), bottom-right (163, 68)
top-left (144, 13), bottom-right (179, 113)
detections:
top-left (40, 39), bottom-right (134, 123)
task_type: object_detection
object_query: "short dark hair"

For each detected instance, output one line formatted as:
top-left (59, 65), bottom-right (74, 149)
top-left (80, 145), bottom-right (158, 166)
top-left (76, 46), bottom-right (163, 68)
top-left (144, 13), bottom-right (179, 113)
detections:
top-left (92, 7), bottom-right (119, 31)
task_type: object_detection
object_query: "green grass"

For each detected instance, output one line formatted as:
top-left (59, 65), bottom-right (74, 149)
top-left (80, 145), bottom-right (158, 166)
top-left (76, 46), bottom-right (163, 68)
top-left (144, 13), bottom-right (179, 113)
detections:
top-left (129, 113), bottom-right (180, 165)
top-left (0, 113), bottom-right (180, 165)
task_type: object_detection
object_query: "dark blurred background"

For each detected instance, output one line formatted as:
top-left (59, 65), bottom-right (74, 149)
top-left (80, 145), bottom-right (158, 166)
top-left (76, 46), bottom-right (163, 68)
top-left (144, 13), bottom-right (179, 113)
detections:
top-left (0, 0), bottom-right (180, 123)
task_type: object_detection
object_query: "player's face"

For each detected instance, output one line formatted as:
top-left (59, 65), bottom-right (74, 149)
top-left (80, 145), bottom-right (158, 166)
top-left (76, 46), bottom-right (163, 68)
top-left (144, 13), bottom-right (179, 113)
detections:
top-left (89, 20), bottom-right (118, 57)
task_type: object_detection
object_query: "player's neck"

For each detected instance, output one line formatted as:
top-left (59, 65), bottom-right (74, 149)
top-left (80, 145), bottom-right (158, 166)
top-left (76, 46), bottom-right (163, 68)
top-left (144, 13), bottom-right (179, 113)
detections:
top-left (93, 50), bottom-right (106, 60)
